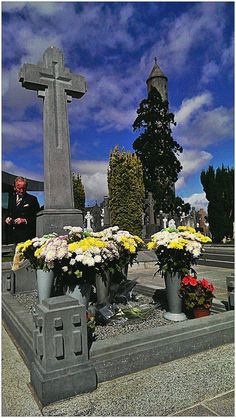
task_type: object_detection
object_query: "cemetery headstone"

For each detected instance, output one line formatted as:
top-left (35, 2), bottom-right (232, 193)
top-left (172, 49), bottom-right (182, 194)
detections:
top-left (168, 219), bottom-right (176, 229)
top-left (19, 46), bottom-right (87, 236)
top-left (162, 216), bottom-right (168, 228)
top-left (85, 211), bottom-right (93, 232)
top-left (91, 204), bottom-right (102, 231)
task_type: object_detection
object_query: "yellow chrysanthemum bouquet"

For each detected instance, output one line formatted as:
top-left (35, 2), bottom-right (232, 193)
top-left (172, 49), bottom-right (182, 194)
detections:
top-left (148, 226), bottom-right (212, 277)
top-left (12, 233), bottom-right (58, 271)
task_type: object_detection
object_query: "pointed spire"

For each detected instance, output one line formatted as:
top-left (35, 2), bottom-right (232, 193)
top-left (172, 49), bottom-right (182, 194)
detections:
top-left (147, 58), bottom-right (167, 81)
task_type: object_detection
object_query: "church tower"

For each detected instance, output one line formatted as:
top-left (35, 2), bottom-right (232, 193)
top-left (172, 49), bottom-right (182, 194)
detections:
top-left (146, 58), bottom-right (168, 101)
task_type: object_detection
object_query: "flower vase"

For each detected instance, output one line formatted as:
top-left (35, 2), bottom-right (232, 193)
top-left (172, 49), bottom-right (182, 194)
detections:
top-left (36, 269), bottom-right (54, 304)
top-left (96, 271), bottom-right (111, 307)
top-left (193, 307), bottom-right (210, 318)
top-left (164, 272), bottom-right (187, 322)
top-left (65, 281), bottom-right (91, 309)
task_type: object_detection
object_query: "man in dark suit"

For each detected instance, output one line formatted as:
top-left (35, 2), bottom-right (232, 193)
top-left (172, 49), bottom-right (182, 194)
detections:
top-left (5, 176), bottom-right (40, 244)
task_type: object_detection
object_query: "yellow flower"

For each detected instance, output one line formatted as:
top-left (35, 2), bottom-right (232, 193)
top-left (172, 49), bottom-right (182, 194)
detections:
top-left (34, 244), bottom-right (46, 259)
top-left (129, 245), bottom-right (136, 253)
top-left (69, 237), bottom-right (107, 253)
top-left (178, 226), bottom-right (187, 231)
top-left (68, 242), bottom-right (81, 252)
top-left (134, 235), bottom-right (144, 245)
top-left (168, 241), bottom-right (184, 250)
top-left (147, 241), bottom-right (156, 250)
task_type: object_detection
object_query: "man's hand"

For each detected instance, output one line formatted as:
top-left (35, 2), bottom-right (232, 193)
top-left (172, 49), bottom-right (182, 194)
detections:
top-left (5, 217), bottom-right (13, 225)
top-left (14, 218), bottom-right (27, 225)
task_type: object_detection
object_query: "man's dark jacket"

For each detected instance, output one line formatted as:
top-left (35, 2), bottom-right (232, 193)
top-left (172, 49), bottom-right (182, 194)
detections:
top-left (6, 191), bottom-right (40, 244)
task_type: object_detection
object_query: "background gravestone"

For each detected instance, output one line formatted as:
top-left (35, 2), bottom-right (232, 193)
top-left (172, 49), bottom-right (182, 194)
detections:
top-left (19, 46), bottom-right (87, 236)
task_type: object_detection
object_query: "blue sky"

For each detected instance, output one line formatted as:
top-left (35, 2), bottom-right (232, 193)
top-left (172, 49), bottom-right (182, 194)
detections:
top-left (2, 1), bottom-right (234, 210)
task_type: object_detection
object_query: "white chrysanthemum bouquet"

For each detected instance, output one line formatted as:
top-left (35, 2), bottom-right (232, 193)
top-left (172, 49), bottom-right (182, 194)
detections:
top-left (147, 226), bottom-right (212, 276)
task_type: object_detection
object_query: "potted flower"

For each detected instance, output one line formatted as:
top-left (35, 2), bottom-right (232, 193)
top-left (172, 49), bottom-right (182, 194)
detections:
top-left (180, 275), bottom-right (215, 317)
top-left (12, 234), bottom-right (58, 303)
top-left (147, 226), bottom-right (212, 321)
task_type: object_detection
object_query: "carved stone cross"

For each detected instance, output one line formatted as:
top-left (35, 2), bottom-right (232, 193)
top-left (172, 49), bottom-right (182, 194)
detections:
top-left (19, 47), bottom-right (87, 235)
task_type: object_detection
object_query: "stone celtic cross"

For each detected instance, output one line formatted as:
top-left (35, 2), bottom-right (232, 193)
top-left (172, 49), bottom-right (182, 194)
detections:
top-left (19, 46), bottom-right (87, 235)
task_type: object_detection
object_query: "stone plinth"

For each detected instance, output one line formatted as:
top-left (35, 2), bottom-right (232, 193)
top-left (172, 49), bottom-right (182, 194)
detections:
top-left (36, 209), bottom-right (83, 236)
top-left (31, 295), bottom-right (97, 405)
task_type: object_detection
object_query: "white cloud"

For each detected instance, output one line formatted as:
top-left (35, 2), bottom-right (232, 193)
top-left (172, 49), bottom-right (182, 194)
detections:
top-left (2, 120), bottom-right (43, 151)
top-left (177, 106), bottom-right (233, 148)
top-left (176, 150), bottom-right (213, 191)
top-left (175, 93), bottom-right (212, 124)
top-left (183, 192), bottom-right (208, 211)
top-left (200, 61), bottom-right (220, 85)
top-left (2, 159), bottom-right (43, 181)
top-left (72, 160), bottom-right (108, 203)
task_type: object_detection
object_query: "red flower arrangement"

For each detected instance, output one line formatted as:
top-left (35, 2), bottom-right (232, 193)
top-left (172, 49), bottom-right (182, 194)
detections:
top-left (180, 275), bottom-right (215, 310)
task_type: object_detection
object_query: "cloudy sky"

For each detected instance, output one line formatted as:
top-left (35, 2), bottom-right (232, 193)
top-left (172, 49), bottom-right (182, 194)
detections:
top-left (2, 1), bottom-right (234, 210)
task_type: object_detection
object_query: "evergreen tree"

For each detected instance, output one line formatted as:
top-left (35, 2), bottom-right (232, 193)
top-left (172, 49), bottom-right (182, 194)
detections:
top-left (72, 172), bottom-right (85, 214)
top-left (171, 196), bottom-right (191, 217)
top-left (108, 146), bottom-right (145, 236)
top-left (133, 86), bottom-right (182, 213)
top-left (201, 165), bottom-right (234, 242)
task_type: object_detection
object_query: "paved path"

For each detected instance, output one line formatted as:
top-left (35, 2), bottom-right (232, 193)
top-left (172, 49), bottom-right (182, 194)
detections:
top-left (2, 323), bottom-right (234, 416)
top-left (128, 263), bottom-right (233, 302)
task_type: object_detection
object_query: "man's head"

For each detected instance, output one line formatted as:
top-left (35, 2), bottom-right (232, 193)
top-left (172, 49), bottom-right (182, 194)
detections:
top-left (14, 176), bottom-right (28, 196)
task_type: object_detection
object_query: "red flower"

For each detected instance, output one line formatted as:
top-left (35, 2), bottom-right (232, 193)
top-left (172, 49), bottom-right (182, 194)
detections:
top-left (182, 277), bottom-right (190, 285)
top-left (189, 276), bottom-right (198, 286)
top-left (207, 284), bottom-right (215, 293)
top-left (201, 278), bottom-right (209, 288)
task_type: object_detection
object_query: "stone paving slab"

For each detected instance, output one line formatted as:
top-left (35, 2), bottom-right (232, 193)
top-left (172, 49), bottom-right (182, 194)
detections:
top-left (128, 264), bottom-right (233, 301)
top-left (42, 343), bottom-right (234, 416)
top-left (203, 391), bottom-right (235, 416)
top-left (2, 326), bottom-right (42, 417)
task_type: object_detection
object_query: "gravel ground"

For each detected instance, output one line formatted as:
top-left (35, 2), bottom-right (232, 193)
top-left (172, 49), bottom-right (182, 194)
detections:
top-left (13, 292), bottom-right (177, 340)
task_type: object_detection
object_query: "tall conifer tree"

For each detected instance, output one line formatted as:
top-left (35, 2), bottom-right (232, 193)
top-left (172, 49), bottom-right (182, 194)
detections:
top-left (108, 146), bottom-right (145, 236)
top-left (133, 86), bottom-right (182, 213)
top-left (201, 165), bottom-right (234, 242)
top-left (72, 172), bottom-right (85, 214)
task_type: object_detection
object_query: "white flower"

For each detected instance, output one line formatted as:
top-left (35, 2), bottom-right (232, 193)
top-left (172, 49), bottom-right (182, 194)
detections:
top-left (75, 247), bottom-right (83, 255)
top-left (57, 247), bottom-right (68, 259)
top-left (82, 256), bottom-right (95, 267)
top-left (75, 254), bottom-right (84, 262)
top-left (71, 227), bottom-right (83, 233)
top-left (94, 255), bottom-right (102, 263)
top-left (45, 250), bottom-right (57, 261)
top-left (62, 266), bottom-right (68, 272)
top-left (69, 258), bottom-right (76, 265)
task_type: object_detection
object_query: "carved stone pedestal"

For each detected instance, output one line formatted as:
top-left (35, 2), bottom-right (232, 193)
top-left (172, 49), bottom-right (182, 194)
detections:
top-left (31, 295), bottom-right (97, 405)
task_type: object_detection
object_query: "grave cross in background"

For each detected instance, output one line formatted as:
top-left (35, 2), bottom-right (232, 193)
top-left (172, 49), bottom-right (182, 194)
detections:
top-left (19, 46), bottom-right (87, 235)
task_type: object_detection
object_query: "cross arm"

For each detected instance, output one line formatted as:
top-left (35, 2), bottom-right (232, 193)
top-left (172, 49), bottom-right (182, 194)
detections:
top-left (19, 63), bottom-right (48, 91)
top-left (65, 72), bottom-right (87, 99)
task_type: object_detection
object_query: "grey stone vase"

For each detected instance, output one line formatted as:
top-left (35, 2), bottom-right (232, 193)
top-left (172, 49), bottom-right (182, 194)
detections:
top-left (36, 269), bottom-right (54, 304)
top-left (96, 271), bottom-right (111, 307)
top-left (65, 281), bottom-right (91, 309)
top-left (163, 272), bottom-right (187, 322)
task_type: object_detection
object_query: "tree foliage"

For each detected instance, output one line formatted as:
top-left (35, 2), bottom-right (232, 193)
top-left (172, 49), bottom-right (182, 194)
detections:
top-left (200, 165), bottom-right (234, 242)
top-left (172, 196), bottom-right (191, 217)
top-left (72, 172), bottom-right (85, 213)
top-left (132, 86), bottom-right (183, 213)
top-left (108, 146), bottom-right (145, 236)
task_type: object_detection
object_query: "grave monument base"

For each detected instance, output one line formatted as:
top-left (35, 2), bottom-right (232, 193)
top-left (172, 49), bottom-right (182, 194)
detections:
top-left (36, 209), bottom-right (83, 236)
top-left (31, 360), bottom-right (97, 405)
